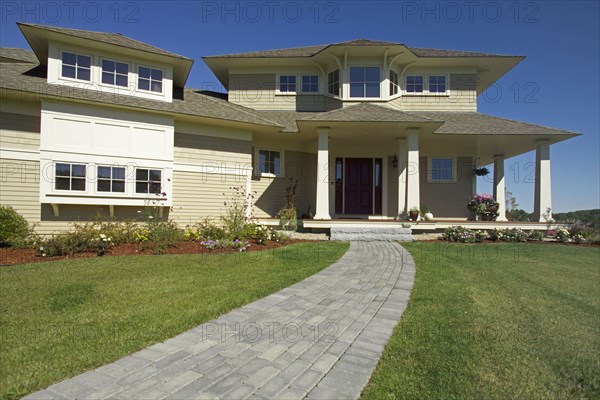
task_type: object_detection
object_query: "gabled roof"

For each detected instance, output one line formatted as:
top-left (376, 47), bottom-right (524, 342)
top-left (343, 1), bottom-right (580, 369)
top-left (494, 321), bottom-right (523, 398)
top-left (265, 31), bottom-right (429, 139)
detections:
top-left (0, 56), bottom-right (281, 129)
top-left (17, 23), bottom-right (191, 60)
top-left (204, 38), bottom-right (519, 59)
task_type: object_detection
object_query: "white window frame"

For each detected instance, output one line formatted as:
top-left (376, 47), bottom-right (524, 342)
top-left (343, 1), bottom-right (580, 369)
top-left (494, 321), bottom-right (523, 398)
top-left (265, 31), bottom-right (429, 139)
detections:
top-left (427, 74), bottom-right (449, 95)
top-left (404, 74), bottom-right (425, 94)
top-left (389, 69), bottom-right (400, 98)
top-left (276, 74), bottom-right (297, 95)
top-left (134, 167), bottom-right (164, 195)
top-left (137, 65), bottom-right (164, 94)
top-left (54, 162), bottom-right (88, 192)
top-left (348, 66), bottom-right (382, 99)
top-left (95, 165), bottom-right (127, 194)
top-left (100, 58), bottom-right (130, 89)
top-left (327, 69), bottom-right (341, 98)
top-left (300, 74), bottom-right (319, 94)
top-left (60, 51), bottom-right (93, 82)
top-left (428, 156), bottom-right (457, 183)
top-left (256, 148), bottom-right (284, 177)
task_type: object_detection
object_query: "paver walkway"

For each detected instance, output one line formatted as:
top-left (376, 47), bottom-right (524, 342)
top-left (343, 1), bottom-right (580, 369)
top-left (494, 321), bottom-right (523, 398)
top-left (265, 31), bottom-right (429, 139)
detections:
top-left (25, 242), bottom-right (415, 400)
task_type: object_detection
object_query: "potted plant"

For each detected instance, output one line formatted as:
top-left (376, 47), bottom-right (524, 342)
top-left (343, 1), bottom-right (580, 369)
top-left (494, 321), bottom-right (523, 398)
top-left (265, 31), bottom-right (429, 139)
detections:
top-left (467, 194), bottom-right (500, 221)
top-left (473, 166), bottom-right (490, 176)
top-left (408, 207), bottom-right (420, 221)
top-left (278, 177), bottom-right (299, 231)
top-left (420, 204), bottom-right (433, 221)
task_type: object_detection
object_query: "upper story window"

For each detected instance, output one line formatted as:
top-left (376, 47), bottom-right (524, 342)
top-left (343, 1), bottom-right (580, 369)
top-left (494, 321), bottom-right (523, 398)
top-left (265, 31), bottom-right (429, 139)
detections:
top-left (428, 75), bottom-right (447, 93)
top-left (135, 168), bottom-right (162, 194)
top-left (279, 75), bottom-right (296, 93)
top-left (102, 60), bottom-right (129, 87)
top-left (55, 162), bottom-right (86, 191)
top-left (349, 67), bottom-right (380, 98)
top-left (258, 149), bottom-right (281, 176)
top-left (97, 166), bottom-right (125, 193)
top-left (138, 66), bottom-right (163, 93)
top-left (390, 70), bottom-right (399, 96)
top-left (429, 157), bottom-right (456, 182)
top-left (301, 75), bottom-right (319, 93)
top-left (61, 52), bottom-right (91, 81)
top-left (327, 69), bottom-right (340, 97)
top-left (406, 75), bottom-right (424, 93)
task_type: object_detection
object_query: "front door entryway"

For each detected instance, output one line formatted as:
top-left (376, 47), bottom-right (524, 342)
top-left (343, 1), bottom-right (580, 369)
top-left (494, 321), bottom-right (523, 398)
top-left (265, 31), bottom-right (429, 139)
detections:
top-left (336, 157), bottom-right (383, 215)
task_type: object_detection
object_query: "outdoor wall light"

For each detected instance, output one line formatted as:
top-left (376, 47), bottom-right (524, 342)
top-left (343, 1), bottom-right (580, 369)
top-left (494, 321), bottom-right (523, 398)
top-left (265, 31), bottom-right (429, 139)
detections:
top-left (392, 155), bottom-right (398, 168)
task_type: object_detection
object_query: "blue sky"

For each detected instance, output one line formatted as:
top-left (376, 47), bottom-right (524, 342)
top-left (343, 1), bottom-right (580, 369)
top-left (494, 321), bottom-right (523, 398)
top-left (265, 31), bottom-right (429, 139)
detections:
top-left (1, 0), bottom-right (598, 212)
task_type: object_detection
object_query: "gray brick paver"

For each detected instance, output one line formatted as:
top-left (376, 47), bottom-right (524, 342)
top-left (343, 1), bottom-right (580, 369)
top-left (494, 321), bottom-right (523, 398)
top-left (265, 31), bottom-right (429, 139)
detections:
top-left (24, 242), bottom-right (414, 400)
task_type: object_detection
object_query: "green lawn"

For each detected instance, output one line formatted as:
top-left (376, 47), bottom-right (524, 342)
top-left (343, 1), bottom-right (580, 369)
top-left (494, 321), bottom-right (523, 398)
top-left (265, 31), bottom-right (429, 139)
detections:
top-left (362, 243), bottom-right (600, 400)
top-left (0, 242), bottom-right (348, 399)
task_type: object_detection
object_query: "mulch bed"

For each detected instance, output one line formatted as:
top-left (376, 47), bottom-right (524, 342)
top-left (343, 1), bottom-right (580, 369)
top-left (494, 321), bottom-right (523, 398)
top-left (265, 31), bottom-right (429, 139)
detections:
top-left (415, 239), bottom-right (600, 247)
top-left (0, 239), bottom-right (308, 266)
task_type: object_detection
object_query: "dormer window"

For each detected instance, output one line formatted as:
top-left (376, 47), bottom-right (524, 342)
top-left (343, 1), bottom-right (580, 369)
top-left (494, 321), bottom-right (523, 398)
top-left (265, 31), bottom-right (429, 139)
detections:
top-left (327, 69), bottom-right (340, 96)
top-left (406, 75), bottom-right (424, 93)
top-left (279, 75), bottom-right (296, 93)
top-left (428, 75), bottom-right (446, 93)
top-left (349, 67), bottom-right (380, 98)
top-left (61, 52), bottom-right (91, 81)
top-left (102, 60), bottom-right (129, 87)
top-left (138, 66), bottom-right (163, 93)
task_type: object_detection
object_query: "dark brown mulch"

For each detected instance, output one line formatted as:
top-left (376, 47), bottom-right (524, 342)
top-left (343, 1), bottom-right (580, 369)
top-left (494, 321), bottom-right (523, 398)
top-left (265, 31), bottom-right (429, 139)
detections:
top-left (0, 239), bottom-right (306, 266)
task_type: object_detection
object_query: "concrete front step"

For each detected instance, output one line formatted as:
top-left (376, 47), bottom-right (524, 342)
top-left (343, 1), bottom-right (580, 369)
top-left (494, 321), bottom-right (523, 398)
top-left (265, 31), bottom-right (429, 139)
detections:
top-left (330, 226), bottom-right (413, 241)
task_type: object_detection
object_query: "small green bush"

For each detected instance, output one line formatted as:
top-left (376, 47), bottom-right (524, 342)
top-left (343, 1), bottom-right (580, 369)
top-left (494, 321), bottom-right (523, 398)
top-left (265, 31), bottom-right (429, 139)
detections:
top-left (488, 228), bottom-right (503, 241)
top-left (0, 205), bottom-right (30, 248)
top-left (527, 230), bottom-right (544, 241)
top-left (501, 228), bottom-right (528, 242)
top-left (555, 227), bottom-right (571, 243)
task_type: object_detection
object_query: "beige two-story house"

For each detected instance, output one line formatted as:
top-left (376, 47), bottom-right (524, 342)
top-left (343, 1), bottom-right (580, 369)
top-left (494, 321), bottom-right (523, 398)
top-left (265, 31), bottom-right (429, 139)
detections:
top-left (0, 23), bottom-right (578, 234)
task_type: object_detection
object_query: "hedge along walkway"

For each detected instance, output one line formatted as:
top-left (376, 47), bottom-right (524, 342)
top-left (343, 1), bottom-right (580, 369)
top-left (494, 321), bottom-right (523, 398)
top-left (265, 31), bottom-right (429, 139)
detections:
top-left (25, 242), bottom-right (415, 400)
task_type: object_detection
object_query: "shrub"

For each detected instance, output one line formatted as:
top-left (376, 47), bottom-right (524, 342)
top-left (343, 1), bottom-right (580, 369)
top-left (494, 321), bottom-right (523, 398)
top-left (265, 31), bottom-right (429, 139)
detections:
top-left (527, 230), bottom-right (544, 241)
top-left (501, 228), bottom-right (528, 242)
top-left (568, 221), bottom-right (597, 241)
top-left (89, 233), bottom-right (114, 256)
top-left (572, 233), bottom-right (587, 244)
top-left (0, 205), bottom-right (30, 248)
top-left (200, 238), bottom-right (251, 252)
top-left (555, 227), bottom-right (571, 243)
top-left (441, 226), bottom-right (476, 243)
top-left (488, 228), bottom-right (503, 241)
top-left (278, 207), bottom-right (298, 231)
top-left (270, 230), bottom-right (289, 242)
top-left (221, 187), bottom-right (249, 239)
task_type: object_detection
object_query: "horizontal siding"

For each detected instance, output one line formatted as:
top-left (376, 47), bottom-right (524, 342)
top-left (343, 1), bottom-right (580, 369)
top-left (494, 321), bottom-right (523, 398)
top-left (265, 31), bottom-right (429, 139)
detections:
top-left (0, 158), bottom-right (40, 226)
top-left (253, 150), bottom-right (317, 218)
top-left (420, 156), bottom-right (474, 218)
top-left (174, 132), bottom-right (251, 165)
top-left (0, 112), bottom-right (41, 150)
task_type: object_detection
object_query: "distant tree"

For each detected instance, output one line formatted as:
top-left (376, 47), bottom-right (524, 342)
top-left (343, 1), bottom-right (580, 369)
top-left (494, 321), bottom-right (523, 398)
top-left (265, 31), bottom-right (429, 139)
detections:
top-left (505, 189), bottom-right (532, 221)
top-left (553, 209), bottom-right (600, 231)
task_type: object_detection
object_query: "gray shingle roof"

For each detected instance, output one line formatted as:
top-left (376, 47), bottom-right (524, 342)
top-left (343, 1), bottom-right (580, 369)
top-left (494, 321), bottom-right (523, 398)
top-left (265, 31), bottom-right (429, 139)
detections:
top-left (204, 39), bottom-right (519, 58)
top-left (0, 58), bottom-right (281, 128)
top-left (301, 103), bottom-right (432, 122)
top-left (0, 48), bottom-right (38, 63)
top-left (412, 112), bottom-right (579, 136)
top-left (17, 23), bottom-right (192, 61)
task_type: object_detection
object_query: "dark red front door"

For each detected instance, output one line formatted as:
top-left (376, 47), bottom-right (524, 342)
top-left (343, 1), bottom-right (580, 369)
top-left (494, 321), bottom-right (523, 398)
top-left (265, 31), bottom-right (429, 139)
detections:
top-left (344, 158), bottom-right (373, 214)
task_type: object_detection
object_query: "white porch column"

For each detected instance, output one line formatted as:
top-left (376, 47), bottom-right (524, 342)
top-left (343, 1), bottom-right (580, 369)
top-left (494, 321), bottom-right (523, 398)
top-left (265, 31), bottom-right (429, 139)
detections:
top-left (397, 138), bottom-right (407, 217)
top-left (406, 129), bottom-right (421, 212)
top-left (314, 127), bottom-right (331, 220)
top-left (493, 155), bottom-right (507, 221)
top-left (534, 141), bottom-right (552, 222)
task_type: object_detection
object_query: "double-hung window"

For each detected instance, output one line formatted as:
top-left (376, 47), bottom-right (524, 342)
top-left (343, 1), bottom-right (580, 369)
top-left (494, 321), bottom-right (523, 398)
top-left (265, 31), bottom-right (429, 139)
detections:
top-left (301, 75), bottom-right (319, 93)
top-left (327, 69), bottom-right (340, 96)
top-left (97, 166), bottom-right (126, 193)
top-left (258, 149), bottom-right (281, 176)
top-left (102, 60), bottom-right (129, 87)
top-left (61, 52), bottom-right (91, 81)
top-left (135, 168), bottom-right (162, 194)
top-left (406, 75), bottom-right (424, 93)
top-left (349, 67), bottom-right (380, 98)
top-left (429, 157), bottom-right (455, 182)
top-left (428, 75), bottom-right (446, 93)
top-left (55, 163), bottom-right (86, 191)
top-left (279, 75), bottom-right (296, 93)
top-left (389, 70), bottom-right (399, 96)
top-left (138, 66), bottom-right (163, 93)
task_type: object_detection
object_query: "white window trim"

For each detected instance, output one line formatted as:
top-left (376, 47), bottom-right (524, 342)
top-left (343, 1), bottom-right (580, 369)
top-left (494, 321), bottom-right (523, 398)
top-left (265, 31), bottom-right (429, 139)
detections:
top-left (95, 164), bottom-right (127, 195)
top-left (348, 66), bottom-right (382, 100)
top-left (404, 74), bottom-right (425, 95)
top-left (137, 65), bottom-right (165, 95)
top-left (255, 147), bottom-right (284, 178)
top-left (428, 156), bottom-right (457, 183)
top-left (326, 69), bottom-right (341, 98)
top-left (99, 58), bottom-right (131, 90)
top-left (426, 74), bottom-right (450, 95)
top-left (53, 161), bottom-right (88, 192)
top-left (134, 167), bottom-right (165, 196)
top-left (300, 74), bottom-right (320, 94)
top-left (403, 73), bottom-right (451, 96)
top-left (389, 69), bottom-right (401, 99)
top-left (275, 74), bottom-right (298, 95)
top-left (59, 50), bottom-right (93, 83)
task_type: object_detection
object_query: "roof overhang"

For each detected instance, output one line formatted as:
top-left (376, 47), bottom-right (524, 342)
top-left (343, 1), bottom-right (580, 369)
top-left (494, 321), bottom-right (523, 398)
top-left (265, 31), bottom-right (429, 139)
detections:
top-left (17, 23), bottom-right (194, 87)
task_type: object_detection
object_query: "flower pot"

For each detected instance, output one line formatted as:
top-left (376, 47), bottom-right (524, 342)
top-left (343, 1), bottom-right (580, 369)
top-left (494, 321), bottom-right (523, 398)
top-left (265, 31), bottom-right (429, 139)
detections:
top-left (488, 203), bottom-right (500, 212)
top-left (424, 212), bottom-right (434, 221)
top-left (409, 211), bottom-right (419, 221)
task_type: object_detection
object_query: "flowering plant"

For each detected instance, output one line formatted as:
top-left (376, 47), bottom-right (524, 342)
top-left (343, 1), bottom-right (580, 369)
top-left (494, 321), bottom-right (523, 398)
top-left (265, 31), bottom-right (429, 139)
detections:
top-left (467, 194), bottom-right (499, 221)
